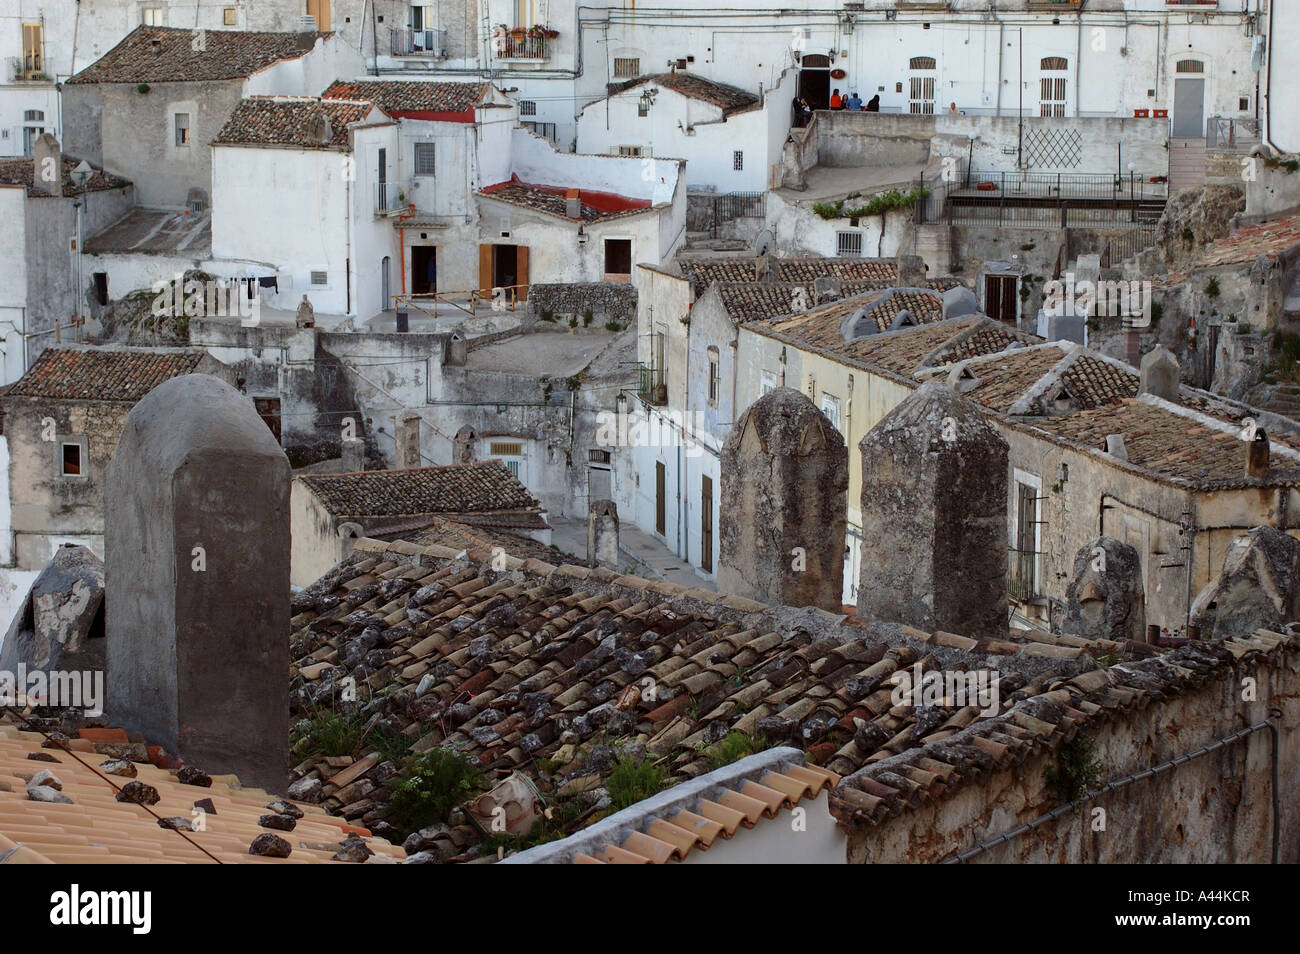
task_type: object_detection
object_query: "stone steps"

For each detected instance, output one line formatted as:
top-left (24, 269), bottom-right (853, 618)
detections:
top-left (1168, 137), bottom-right (1207, 192)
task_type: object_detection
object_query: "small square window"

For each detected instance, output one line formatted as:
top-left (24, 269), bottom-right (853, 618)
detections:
top-left (617, 145), bottom-right (644, 157)
top-left (836, 231), bottom-right (863, 257)
top-left (613, 57), bottom-right (640, 78)
top-left (61, 442), bottom-right (82, 477)
top-left (1239, 96), bottom-right (1250, 112)
top-left (224, 8), bottom-right (237, 26)
top-left (310, 270), bottom-right (328, 286)
top-left (414, 142), bottom-right (435, 175)
top-left (733, 150), bottom-right (743, 171)
top-left (142, 7), bottom-right (165, 26)
top-left (174, 113), bottom-right (191, 146)
top-left (519, 100), bottom-right (537, 117)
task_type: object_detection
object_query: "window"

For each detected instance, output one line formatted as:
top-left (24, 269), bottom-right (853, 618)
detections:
top-left (223, 8), bottom-right (237, 26)
top-left (617, 145), bottom-right (645, 157)
top-left (1239, 96), bottom-right (1250, 112)
top-left (1175, 59), bottom-right (1205, 74)
top-left (60, 441), bottom-right (83, 477)
top-left (733, 150), bottom-right (744, 171)
top-left (310, 270), bottom-right (328, 286)
top-left (141, 7), bottom-right (165, 26)
top-left (707, 347), bottom-right (720, 406)
top-left (24, 110), bottom-right (44, 122)
top-left (604, 239), bottom-right (632, 278)
top-left (836, 231), bottom-right (863, 257)
top-left (93, 272), bottom-right (109, 306)
top-left (522, 121), bottom-right (556, 142)
top-left (760, 370), bottom-right (778, 395)
top-left (21, 23), bottom-right (42, 76)
top-left (515, 0), bottom-right (538, 28)
top-left (519, 100), bottom-right (537, 116)
top-left (174, 113), bottom-right (191, 146)
top-left (414, 142), bottom-right (435, 175)
top-left (489, 441), bottom-right (525, 479)
top-left (1039, 57), bottom-right (1068, 117)
top-left (1011, 475), bottom-right (1042, 601)
top-left (820, 393), bottom-right (841, 432)
top-left (908, 56), bottom-right (936, 114)
top-left (613, 57), bottom-right (640, 78)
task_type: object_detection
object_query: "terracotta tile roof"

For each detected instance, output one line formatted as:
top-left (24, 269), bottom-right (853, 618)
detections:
top-left (0, 721), bottom-right (403, 863)
top-left (927, 322), bottom-right (1033, 365)
top-left (0, 156), bottom-right (130, 197)
top-left (67, 26), bottom-right (328, 85)
top-left (2, 347), bottom-right (207, 402)
top-left (1196, 212), bottom-right (1300, 268)
top-left (321, 80), bottom-right (487, 117)
top-left (962, 347), bottom-right (1068, 413)
top-left (286, 538), bottom-right (1133, 856)
top-left (831, 629), bottom-right (1300, 833)
top-left (607, 73), bottom-right (759, 117)
top-left (765, 288), bottom-right (946, 352)
top-left (1057, 353), bottom-right (1140, 409)
top-left (676, 258), bottom-right (898, 296)
top-left (508, 752), bottom-right (841, 863)
top-left (1023, 396), bottom-right (1300, 488)
top-left (714, 283), bottom-right (808, 323)
top-left (477, 177), bottom-right (651, 223)
top-left (297, 461), bottom-right (543, 520)
top-left (213, 97), bottom-right (377, 151)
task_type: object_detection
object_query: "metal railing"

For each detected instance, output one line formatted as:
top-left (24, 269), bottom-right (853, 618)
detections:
top-left (1207, 116), bottom-right (1261, 152)
top-left (392, 284), bottom-right (529, 319)
top-left (390, 28), bottom-right (447, 57)
top-left (375, 182), bottom-right (405, 214)
top-left (637, 363), bottom-right (667, 405)
top-left (1007, 548), bottom-right (1042, 602)
top-left (492, 33), bottom-right (549, 60)
top-left (938, 170), bottom-right (1166, 228)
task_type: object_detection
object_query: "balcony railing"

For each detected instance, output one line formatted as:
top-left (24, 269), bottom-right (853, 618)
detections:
top-left (375, 182), bottom-right (405, 215)
top-left (1008, 549), bottom-right (1042, 603)
top-left (637, 363), bottom-right (667, 406)
top-left (492, 32), bottom-right (551, 60)
top-left (1206, 117), bottom-right (1261, 153)
top-left (390, 27), bottom-right (447, 57)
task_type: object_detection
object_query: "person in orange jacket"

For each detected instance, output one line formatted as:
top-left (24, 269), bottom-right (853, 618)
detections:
top-left (829, 88), bottom-right (842, 109)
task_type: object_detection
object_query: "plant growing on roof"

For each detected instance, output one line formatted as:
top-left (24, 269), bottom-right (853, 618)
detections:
top-left (605, 756), bottom-right (668, 811)
top-left (1205, 277), bottom-right (1221, 299)
top-left (387, 746), bottom-right (488, 836)
top-left (704, 731), bottom-right (763, 770)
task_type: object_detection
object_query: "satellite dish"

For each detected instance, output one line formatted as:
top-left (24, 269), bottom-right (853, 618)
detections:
top-left (752, 228), bottom-right (773, 257)
top-left (70, 159), bottom-right (94, 189)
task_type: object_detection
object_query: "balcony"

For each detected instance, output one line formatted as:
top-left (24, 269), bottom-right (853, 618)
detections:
top-left (491, 26), bottom-right (556, 62)
top-left (637, 363), bottom-right (667, 406)
top-left (375, 182), bottom-right (406, 216)
top-left (1007, 549), bottom-right (1042, 603)
top-left (390, 28), bottom-right (447, 57)
top-left (9, 56), bottom-right (50, 82)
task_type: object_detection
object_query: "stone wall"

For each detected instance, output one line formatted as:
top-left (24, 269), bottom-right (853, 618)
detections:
top-left (527, 283), bottom-right (637, 323)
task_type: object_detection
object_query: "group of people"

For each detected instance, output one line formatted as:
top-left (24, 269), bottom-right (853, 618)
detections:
top-left (793, 89), bottom-right (880, 125)
top-left (829, 89), bottom-right (880, 112)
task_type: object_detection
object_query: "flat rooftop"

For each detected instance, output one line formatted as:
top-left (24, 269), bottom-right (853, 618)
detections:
top-left (84, 208), bottom-right (211, 256)
top-left (463, 330), bottom-right (618, 375)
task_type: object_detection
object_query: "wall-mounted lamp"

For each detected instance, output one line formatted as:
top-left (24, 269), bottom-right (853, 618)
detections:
top-left (638, 88), bottom-right (658, 116)
top-left (616, 392), bottom-right (628, 416)
top-left (577, 225), bottom-right (588, 245)
top-left (841, 13), bottom-right (854, 34)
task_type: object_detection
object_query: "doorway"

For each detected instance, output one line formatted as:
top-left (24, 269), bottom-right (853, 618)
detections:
top-left (798, 54), bottom-right (831, 111)
top-left (478, 244), bottom-right (530, 300)
top-left (412, 246), bottom-right (436, 294)
top-left (306, 0), bottom-right (331, 31)
top-left (700, 475), bottom-right (713, 572)
top-left (984, 273), bottom-right (1019, 324)
top-left (380, 255), bottom-right (391, 310)
top-left (655, 461), bottom-right (666, 536)
top-left (1173, 60), bottom-right (1205, 138)
top-left (254, 397), bottom-right (282, 444)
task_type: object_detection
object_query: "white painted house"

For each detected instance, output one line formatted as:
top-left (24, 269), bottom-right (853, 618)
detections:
top-left (210, 96), bottom-right (399, 318)
top-left (577, 68), bottom-right (798, 195)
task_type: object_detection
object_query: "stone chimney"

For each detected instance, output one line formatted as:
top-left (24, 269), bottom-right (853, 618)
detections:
top-left (1139, 345), bottom-right (1179, 401)
top-left (1105, 433), bottom-right (1128, 461)
top-left (587, 499), bottom-right (620, 568)
top-left (395, 411), bottom-right (422, 468)
top-left (105, 374), bottom-right (290, 793)
top-left (1246, 429), bottom-right (1269, 479)
top-left (814, 275), bottom-right (841, 304)
top-left (858, 380), bottom-right (1008, 638)
top-left (565, 188), bottom-right (581, 219)
top-left (896, 253), bottom-right (926, 287)
top-left (341, 435), bottom-right (365, 472)
top-left (718, 387), bottom-right (848, 611)
top-left (31, 133), bottom-right (62, 197)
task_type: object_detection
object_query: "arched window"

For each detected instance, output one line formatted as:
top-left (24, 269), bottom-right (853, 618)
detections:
top-left (1176, 59), bottom-right (1205, 74)
top-left (908, 56), bottom-right (936, 114)
top-left (1040, 57), bottom-right (1068, 116)
top-left (24, 109), bottom-right (44, 122)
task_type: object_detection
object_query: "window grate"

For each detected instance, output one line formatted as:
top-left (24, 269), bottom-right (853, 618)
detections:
top-left (836, 231), bottom-right (863, 257)
top-left (414, 142), bottom-right (435, 175)
top-left (613, 57), bottom-right (640, 78)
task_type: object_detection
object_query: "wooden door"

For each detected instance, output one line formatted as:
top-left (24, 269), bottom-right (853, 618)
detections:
top-left (307, 0), bottom-right (331, 31)
top-left (478, 244), bottom-right (493, 297)
top-left (655, 461), bottom-right (666, 536)
top-left (516, 245), bottom-right (529, 301)
top-left (700, 475), bottom-right (713, 572)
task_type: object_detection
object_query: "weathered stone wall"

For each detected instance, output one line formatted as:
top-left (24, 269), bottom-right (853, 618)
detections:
top-left (847, 644), bottom-right (1300, 863)
top-left (527, 283), bottom-right (637, 323)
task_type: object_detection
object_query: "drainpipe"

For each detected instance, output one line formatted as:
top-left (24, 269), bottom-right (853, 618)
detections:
top-left (1184, 494), bottom-right (1196, 635)
top-left (397, 203), bottom-right (415, 300)
top-left (1075, 14), bottom-right (1083, 118)
top-left (1263, 0), bottom-right (1284, 153)
top-left (995, 19), bottom-right (1005, 118)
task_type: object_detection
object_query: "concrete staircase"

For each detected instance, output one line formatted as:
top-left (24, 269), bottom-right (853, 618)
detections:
top-left (912, 223), bottom-right (954, 276)
top-left (1168, 137), bottom-right (1207, 193)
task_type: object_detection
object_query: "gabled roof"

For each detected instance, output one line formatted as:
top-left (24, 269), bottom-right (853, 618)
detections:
top-left (0, 720), bottom-right (403, 863)
top-left (0, 156), bottom-right (130, 197)
top-left (676, 256), bottom-right (898, 296)
top-left (762, 287), bottom-right (947, 351)
top-left (297, 461), bottom-right (543, 520)
top-left (213, 97), bottom-right (381, 151)
top-left (1197, 212), bottom-right (1300, 269)
top-left (605, 72), bottom-right (759, 117)
top-left (2, 347), bottom-right (208, 402)
top-left (67, 26), bottom-right (328, 85)
top-left (321, 80), bottom-right (488, 119)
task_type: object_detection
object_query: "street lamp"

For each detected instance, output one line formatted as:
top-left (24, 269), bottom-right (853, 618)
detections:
top-left (69, 160), bottom-right (94, 338)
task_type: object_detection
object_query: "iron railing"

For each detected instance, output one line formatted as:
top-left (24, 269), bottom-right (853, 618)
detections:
top-left (701, 192), bottom-right (766, 237)
top-left (937, 170), bottom-right (1167, 228)
top-left (1206, 116), bottom-right (1261, 152)
top-left (492, 33), bottom-right (550, 60)
top-left (1007, 548), bottom-right (1042, 602)
top-left (637, 363), bottom-right (667, 405)
top-left (375, 182), bottom-right (405, 214)
top-left (391, 28), bottom-right (447, 56)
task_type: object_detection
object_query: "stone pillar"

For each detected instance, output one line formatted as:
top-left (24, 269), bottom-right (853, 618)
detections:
top-left (858, 379), bottom-right (1008, 638)
top-left (718, 387), bottom-right (848, 611)
top-left (32, 133), bottom-right (61, 197)
top-left (105, 373), bottom-right (290, 792)
top-left (1139, 345), bottom-right (1180, 401)
top-left (587, 499), bottom-right (619, 568)
top-left (1062, 537), bottom-right (1145, 642)
top-left (341, 436), bottom-right (365, 472)
top-left (395, 411), bottom-right (422, 468)
top-left (452, 425), bottom-right (478, 465)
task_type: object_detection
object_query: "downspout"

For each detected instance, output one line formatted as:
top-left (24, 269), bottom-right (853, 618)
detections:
top-left (1263, 0), bottom-right (1283, 153)
top-left (1185, 493), bottom-right (1196, 635)
top-left (995, 19), bottom-right (1004, 118)
top-left (345, 168), bottom-right (353, 315)
top-left (370, 0), bottom-right (380, 76)
top-left (397, 203), bottom-right (415, 299)
top-left (1075, 12), bottom-right (1083, 118)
